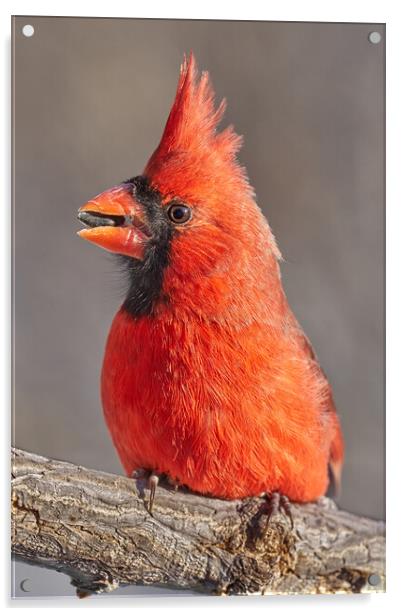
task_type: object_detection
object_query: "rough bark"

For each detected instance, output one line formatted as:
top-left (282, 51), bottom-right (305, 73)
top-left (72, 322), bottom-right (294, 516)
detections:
top-left (11, 448), bottom-right (385, 597)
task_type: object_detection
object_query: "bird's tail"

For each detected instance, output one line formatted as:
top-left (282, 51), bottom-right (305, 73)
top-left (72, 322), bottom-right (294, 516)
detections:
top-left (328, 410), bottom-right (344, 497)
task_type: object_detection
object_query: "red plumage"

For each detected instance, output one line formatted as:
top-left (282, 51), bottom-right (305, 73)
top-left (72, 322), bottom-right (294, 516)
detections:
top-left (79, 54), bottom-right (344, 502)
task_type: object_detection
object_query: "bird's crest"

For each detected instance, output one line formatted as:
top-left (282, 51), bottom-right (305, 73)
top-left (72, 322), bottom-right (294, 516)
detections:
top-left (144, 53), bottom-right (252, 202)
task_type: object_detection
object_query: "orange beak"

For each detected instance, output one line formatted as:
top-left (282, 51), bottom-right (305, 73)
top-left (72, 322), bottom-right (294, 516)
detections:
top-left (77, 184), bottom-right (151, 260)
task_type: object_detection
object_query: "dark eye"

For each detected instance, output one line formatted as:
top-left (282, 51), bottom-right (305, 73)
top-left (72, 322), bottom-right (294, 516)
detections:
top-left (167, 204), bottom-right (192, 224)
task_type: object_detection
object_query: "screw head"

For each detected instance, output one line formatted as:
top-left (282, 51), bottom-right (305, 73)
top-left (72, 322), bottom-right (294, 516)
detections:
top-left (368, 31), bottom-right (381, 44)
top-left (19, 578), bottom-right (31, 592)
top-left (368, 573), bottom-right (380, 586)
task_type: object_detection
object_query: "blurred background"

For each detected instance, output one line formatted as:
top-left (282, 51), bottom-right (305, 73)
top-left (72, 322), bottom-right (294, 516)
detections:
top-left (12, 16), bottom-right (384, 597)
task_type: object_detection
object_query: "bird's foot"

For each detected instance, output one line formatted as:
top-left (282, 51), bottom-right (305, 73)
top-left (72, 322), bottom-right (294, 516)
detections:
top-left (262, 491), bottom-right (294, 531)
top-left (148, 473), bottom-right (159, 514)
top-left (166, 475), bottom-right (180, 492)
top-left (131, 468), bottom-right (160, 514)
top-left (242, 491), bottom-right (294, 549)
top-left (131, 468), bottom-right (180, 514)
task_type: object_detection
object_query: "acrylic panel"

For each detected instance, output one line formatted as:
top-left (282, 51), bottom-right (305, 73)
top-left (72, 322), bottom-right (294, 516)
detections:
top-left (12, 16), bottom-right (385, 598)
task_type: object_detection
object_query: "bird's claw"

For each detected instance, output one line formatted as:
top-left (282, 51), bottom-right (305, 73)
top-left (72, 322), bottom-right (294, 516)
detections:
top-left (131, 468), bottom-right (148, 480)
top-left (130, 468), bottom-right (160, 513)
top-left (166, 475), bottom-right (180, 491)
top-left (148, 473), bottom-right (159, 514)
top-left (263, 491), bottom-right (294, 531)
top-left (131, 468), bottom-right (180, 514)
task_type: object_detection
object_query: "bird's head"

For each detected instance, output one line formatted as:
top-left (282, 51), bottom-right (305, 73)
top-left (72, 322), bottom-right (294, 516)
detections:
top-left (78, 54), bottom-right (280, 318)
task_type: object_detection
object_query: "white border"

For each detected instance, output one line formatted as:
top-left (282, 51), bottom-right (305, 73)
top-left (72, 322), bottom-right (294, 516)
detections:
top-left (2, 1), bottom-right (400, 614)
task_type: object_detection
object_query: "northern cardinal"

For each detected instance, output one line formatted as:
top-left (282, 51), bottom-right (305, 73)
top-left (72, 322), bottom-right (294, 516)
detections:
top-left (78, 54), bottom-right (343, 513)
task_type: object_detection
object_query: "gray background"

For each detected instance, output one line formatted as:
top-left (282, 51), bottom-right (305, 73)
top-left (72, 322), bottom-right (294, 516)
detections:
top-left (12, 16), bottom-right (384, 597)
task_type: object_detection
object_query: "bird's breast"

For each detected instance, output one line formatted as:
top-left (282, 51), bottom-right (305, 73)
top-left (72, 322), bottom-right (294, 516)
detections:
top-left (100, 305), bottom-right (332, 501)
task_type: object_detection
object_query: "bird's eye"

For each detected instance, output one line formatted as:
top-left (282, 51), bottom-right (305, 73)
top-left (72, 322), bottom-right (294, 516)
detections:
top-left (167, 204), bottom-right (192, 224)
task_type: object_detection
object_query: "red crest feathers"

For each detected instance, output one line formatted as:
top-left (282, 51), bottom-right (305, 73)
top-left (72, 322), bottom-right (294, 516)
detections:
top-left (144, 53), bottom-right (253, 203)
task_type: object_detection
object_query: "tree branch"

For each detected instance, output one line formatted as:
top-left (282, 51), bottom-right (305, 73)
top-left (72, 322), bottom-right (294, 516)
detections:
top-left (11, 448), bottom-right (385, 597)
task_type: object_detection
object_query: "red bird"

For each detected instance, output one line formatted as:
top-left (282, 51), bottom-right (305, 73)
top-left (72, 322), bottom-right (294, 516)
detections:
top-left (78, 55), bottom-right (344, 512)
